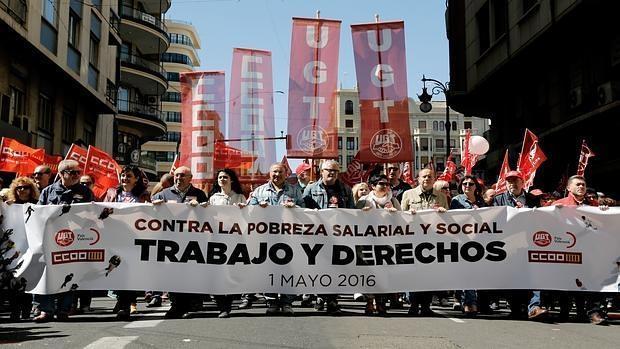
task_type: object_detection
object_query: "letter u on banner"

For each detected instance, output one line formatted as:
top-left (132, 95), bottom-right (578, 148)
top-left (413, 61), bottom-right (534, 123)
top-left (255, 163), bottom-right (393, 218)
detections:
top-left (351, 21), bottom-right (413, 163)
top-left (287, 17), bottom-right (341, 159)
top-left (180, 71), bottom-right (226, 184)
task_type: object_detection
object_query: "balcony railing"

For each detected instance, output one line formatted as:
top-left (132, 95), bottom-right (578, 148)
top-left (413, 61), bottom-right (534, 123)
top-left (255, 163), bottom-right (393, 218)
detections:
top-left (120, 52), bottom-right (167, 79)
top-left (120, 6), bottom-right (167, 35)
top-left (0, 0), bottom-right (27, 25)
top-left (117, 99), bottom-right (164, 122)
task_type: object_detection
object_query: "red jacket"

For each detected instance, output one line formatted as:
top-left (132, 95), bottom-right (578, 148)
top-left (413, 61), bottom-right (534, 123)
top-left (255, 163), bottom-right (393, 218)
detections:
top-left (551, 192), bottom-right (592, 206)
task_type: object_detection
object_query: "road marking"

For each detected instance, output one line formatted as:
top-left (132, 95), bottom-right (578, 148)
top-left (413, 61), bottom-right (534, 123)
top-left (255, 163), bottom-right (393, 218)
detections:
top-left (434, 310), bottom-right (466, 323)
top-left (123, 319), bottom-right (164, 328)
top-left (84, 336), bottom-right (139, 349)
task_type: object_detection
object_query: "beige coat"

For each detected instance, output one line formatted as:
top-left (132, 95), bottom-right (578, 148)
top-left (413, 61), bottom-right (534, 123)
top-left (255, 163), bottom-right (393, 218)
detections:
top-left (400, 185), bottom-right (449, 211)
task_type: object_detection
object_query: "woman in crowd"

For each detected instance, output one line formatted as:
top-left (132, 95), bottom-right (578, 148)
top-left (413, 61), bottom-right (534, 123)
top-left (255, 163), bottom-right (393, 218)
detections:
top-left (208, 168), bottom-right (246, 318)
top-left (356, 175), bottom-right (401, 316)
top-left (434, 179), bottom-right (452, 202)
top-left (6, 177), bottom-right (39, 320)
top-left (351, 182), bottom-right (370, 205)
top-left (104, 165), bottom-right (150, 320)
top-left (450, 175), bottom-right (486, 316)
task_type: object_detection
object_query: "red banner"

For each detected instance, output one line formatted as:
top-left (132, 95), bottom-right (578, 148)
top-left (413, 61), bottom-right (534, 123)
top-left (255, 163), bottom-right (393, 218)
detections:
top-left (85, 145), bottom-right (121, 199)
top-left (64, 144), bottom-right (88, 173)
top-left (213, 142), bottom-right (254, 170)
top-left (495, 149), bottom-right (510, 194)
top-left (402, 161), bottom-right (415, 185)
top-left (351, 21), bottom-right (412, 163)
top-left (179, 71), bottom-right (226, 184)
top-left (287, 17), bottom-right (340, 158)
top-left (229, 48), bottom-right (276, 176)
top-left (43, 154), bottom-right (63, 173)
top-left (517, 129), bottom-right (546, 187)
top-left (576, 139), bottom-right (595, 176)
top-left (0, 137), bottom-right (45, 174)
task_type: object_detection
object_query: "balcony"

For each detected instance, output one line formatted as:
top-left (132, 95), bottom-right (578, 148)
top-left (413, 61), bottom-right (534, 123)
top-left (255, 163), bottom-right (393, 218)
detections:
top-left (141, 0), bottom-right (171, 14)
top-left (120, 53), bottom-right (168, 95)
top-left (0, 0), bottom-right (27, 25)
top-left (120, 7), bottom-right (169, 54)
top-left (116, 99), bottom-right (167, 139)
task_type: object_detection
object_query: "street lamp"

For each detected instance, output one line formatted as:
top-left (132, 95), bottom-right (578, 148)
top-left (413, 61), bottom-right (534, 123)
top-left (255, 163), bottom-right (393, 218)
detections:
top-left (418, 75), bottom-right (451, 160)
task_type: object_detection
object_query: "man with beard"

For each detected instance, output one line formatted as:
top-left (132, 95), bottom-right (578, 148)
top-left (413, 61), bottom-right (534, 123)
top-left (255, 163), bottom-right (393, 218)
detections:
top-left (385, 163), bottom-right (412, 202)
top-left (303, 160), bottom-right (354, 315)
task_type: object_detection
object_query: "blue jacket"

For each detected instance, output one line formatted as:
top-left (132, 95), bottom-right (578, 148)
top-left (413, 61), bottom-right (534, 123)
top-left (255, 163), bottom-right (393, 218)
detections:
top-left (38, 181), bottom-right (94, 205)
top-left (302, 179), bottom-right (354, 209)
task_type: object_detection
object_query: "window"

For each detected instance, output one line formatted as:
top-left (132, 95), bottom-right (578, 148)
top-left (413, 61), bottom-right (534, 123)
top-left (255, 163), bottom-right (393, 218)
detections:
top-left (161, 53), bottom-right (193, 65)
top-left (433, 121), bottom-right (438, 131)
top-left (165, 111), bottom-right (181, 123)
top-left (421, 156), bottom-right (429, 167)
top-left (522, 0), bottom-right (537, 14)
top-left (450, 139), bottom-right (456, 148)
top-left (9, 86), bottom-right (25, 128)
top-left (337, 137), bottom-right (342, 150)
top-left (452, 121), bottom-right (457, 130)
top-left (168, 132), bottom-right (181, 142)
top-left (418, 120), bottom-right (426, 129)
top-left (346, 155), bottom-right (353, 165)
top-left (476, 1), bottom-right (490, 54)
top-left (89, 35), bottom-right (99, 68)
top-left (346, 137), bottom-right (355, 150)
top-left (84, 122), bottom-right (94, 146)
top-left (162, 92), bottom-right (181, 103)
top-left (38, 94), bottom-right (54, 132)
top-left (41, 0), bottom-right (58, 27)
top-left (338, 155), bottom-right (343, 165)
top-left (1, 94), bottom-right (10, 122)
top-left (345, 119), bottom-right (353, 128)
top-left (493, 0), bottom-right (507, 39)
top-left (168, 33), bottom-right (193, 47)
top-left (345, 100), bottom-right (354, 115)
top-left (439, 121), bottom-right (445, 131)
top-left (435, 139), bottom-right (444, 149)
top-left (464, 121), bottom-right (472, 130)
top-left (167, 72), bottom-right (180, 82)
top-left (61, 109), bottom-right (76, 144)
top-left (68, 11), bottom-right (80, 47)
top-left (420, 138), bottom-right (429, 151)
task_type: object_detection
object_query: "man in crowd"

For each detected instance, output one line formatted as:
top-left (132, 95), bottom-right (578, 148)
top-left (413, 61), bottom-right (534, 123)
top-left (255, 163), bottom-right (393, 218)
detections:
top-left (247, 162), bottom-right (304, 315)
top-left (492, 170), bottom-right (546, 320)
top-left (33, 165), bottom-right (52, 191)
top-left (303, 160), bottom-right (354, 315)
top-left (152, 166), bottom-right (208, 319)
top-left (294, 162), bottom-right (312, 191)
top-left (552, 175), bottom-right (609, 325)
top-left (385, 163), bottom-right (412, 202)
top-left (34, 160), bottom-right (94, 322)
top-left (400, 168), bottom-right (448, 316)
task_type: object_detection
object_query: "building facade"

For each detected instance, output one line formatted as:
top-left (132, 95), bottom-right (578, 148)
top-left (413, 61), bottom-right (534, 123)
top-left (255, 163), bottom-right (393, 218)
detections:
top-left (141, 18), bottom-right (201, 178)
top-left (447, 0), bottom-right (619, 195)
top-left (0, 0), bottom-right (120, 155)
top-left (335, 88), bottom-right (489, 175)
top-left (113, 0), bottom-right (170, 179)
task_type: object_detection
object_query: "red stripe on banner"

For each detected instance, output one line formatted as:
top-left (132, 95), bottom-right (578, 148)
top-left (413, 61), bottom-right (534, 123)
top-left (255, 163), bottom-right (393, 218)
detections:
top-left (229, 48), bottom-right (276, 176)
top-left (287, 17), bottom-right (341, 158)
top-left (179, 71), bottom-right (226, 184)
top-left (351, 21), bottom-right (413, 163)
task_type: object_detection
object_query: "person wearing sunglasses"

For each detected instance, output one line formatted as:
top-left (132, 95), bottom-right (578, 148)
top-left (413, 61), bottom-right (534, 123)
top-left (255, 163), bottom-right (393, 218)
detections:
top-left (33, 160), bottom-right (94, 323)
top-left (356, 175), bottom-right (401, 316)
top-left (32, 165), bottom-right (52, 191)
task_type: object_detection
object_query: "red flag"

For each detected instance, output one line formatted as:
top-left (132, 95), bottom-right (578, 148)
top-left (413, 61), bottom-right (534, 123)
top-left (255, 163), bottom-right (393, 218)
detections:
top-left (180, 71), bottom-right (226, 184)
top-left (213, 142), bottom-right (254, 170)
top-left (85, 145), bottom-right (121, 199)
top-left (460, 129), bottom-right (479, 175)
top-left (281, 155), bottom-right (292, 176)
top-left (494, 149), bottom-right (511, 194)
top-left (0, 137), bottom-right (45, 174)
top-left (287, 17), bottom-right (340, 158)
top-left (340, 152), bottom-right (367, 187)
top-left (516, 129), bottom-right (547, 187)
top-left (351, 20), bottom-right (413, 163)
top-left (43, 154), bottom-right (63, 174)
top-left (576, 139), bottom-right (595, 176)
top-left (402, 161), bottom-right (415, 185)
top-left (229, 48), bottom-right (276, 175)
top-left (64, 144), bottom-right (88, 173)
top-left (169, 153), bottom-right (180, 175)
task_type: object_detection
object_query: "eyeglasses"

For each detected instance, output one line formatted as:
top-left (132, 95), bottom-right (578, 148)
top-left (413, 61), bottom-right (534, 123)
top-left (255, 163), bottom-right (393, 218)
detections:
top-left (61, 170), bottom-right (81, 176)
top-left (33, 172), bottom-right (50, 176)
top-left (387, 167), bottom-right (400, 171)
top-left (377, 182), bottom-right (389, 186)
top-left (462, 182), bottom-right (475, 187)
top-left (80, 181), bottom-right (93, 186)
top-left (441, 186), bottom-right (450, 190)
top-left (174, 173), bottom-right (188, 177)
top-left (322, 169), bottom-right (339, 173)
top-left (16, 186), bottom-right (31, 191)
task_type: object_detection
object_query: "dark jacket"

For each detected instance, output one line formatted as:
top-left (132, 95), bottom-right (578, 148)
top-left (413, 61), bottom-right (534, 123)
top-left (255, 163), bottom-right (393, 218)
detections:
top-left (38, 181), bottom-right (94, 205)
top-left (493, 191), bottom-right (539, 208)
top-left (151, 185), bottom-right (207, 203)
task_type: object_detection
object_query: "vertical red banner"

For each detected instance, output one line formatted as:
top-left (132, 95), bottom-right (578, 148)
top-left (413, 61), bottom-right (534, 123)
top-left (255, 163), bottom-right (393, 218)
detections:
top-left (351, 21), bottom-right (412, 163)
top-left (180, 71), bottom-right (226, 184)
top-left (287, 17), bottom-right (340, 158)
top-left (65, 144), bottom-right (88, 173)
top-left (229, 48), bottom-right (276, 175)
top-left (85, 145), bottom-right (121, 198)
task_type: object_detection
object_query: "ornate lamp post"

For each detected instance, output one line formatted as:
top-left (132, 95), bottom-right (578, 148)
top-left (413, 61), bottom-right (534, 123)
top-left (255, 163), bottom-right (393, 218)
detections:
top-left (417, 75), bottom-right (451, 160)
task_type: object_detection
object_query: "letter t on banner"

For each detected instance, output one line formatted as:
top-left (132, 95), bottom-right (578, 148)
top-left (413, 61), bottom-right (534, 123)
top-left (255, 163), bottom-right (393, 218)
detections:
top-left (180, 71), bottom-right (226, 184)
top-left (351, 20), bottom-right (413, 163)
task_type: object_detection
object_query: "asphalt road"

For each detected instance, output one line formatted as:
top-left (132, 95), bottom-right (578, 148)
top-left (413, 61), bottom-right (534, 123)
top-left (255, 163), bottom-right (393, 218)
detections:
top-left (1, 297), bottom-right (618, 349)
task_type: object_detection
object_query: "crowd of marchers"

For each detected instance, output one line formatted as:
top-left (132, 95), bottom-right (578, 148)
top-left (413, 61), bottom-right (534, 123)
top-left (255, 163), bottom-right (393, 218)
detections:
top-left (0, 159), bottom-right (618, 325)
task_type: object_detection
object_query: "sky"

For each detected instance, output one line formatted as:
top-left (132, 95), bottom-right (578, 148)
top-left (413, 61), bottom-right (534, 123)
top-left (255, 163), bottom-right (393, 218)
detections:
top-left (167, 0), bottom-right (450, 162)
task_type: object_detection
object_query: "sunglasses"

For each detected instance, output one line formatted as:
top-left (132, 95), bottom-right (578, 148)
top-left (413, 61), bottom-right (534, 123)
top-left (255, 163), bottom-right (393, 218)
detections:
top-left (322, 169), bottom-right (339, 173)
top-left (80, 181), bottom-right (93, 185)
top-left (62, 170), bottom-right (81, 176)
top-left (377, 182), bottom-right (389, 186)
top-left (462, 182), bottom-right (475, 187)
top-left (33, 171), bottom-right (50, 176)
top-left (441, 186), bottom-right (449, 190)
top-left (16, 185), bottom-right (31, 191)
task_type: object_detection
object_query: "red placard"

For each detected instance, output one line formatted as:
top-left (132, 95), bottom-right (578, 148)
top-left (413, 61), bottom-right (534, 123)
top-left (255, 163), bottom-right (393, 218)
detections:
top-left (43, 154), bottom-right (63, 173)
top-left (351, 21), bottom-right (412, 163)
top-left (85, 145), bottom-right (121, 198)
top-left (0, 137), bottom-right (45, 174)
top-left (287, 17), bottom-right (340, 158)
top-left (495, 149), bottom-right (511, 194)
top-left (576, 139), bottom-right (595, 176)
top-left (229, 48), bottom-right (276, 175)
top-left (64, 144), bottom-right (88, 173)
top-left (517, 129), bottom-right (547, 188)
top-left (179, 71), bottom-right (226, 184)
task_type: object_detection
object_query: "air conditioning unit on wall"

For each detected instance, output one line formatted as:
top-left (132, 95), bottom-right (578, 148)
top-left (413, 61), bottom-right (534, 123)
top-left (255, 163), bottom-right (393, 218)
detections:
top-left (146, 95), bottom-right (158, 106)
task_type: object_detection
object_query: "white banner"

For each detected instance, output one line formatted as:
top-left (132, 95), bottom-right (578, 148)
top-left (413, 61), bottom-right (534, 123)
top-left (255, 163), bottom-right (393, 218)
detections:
top-left (2, 203), bottom-right (619, 295)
